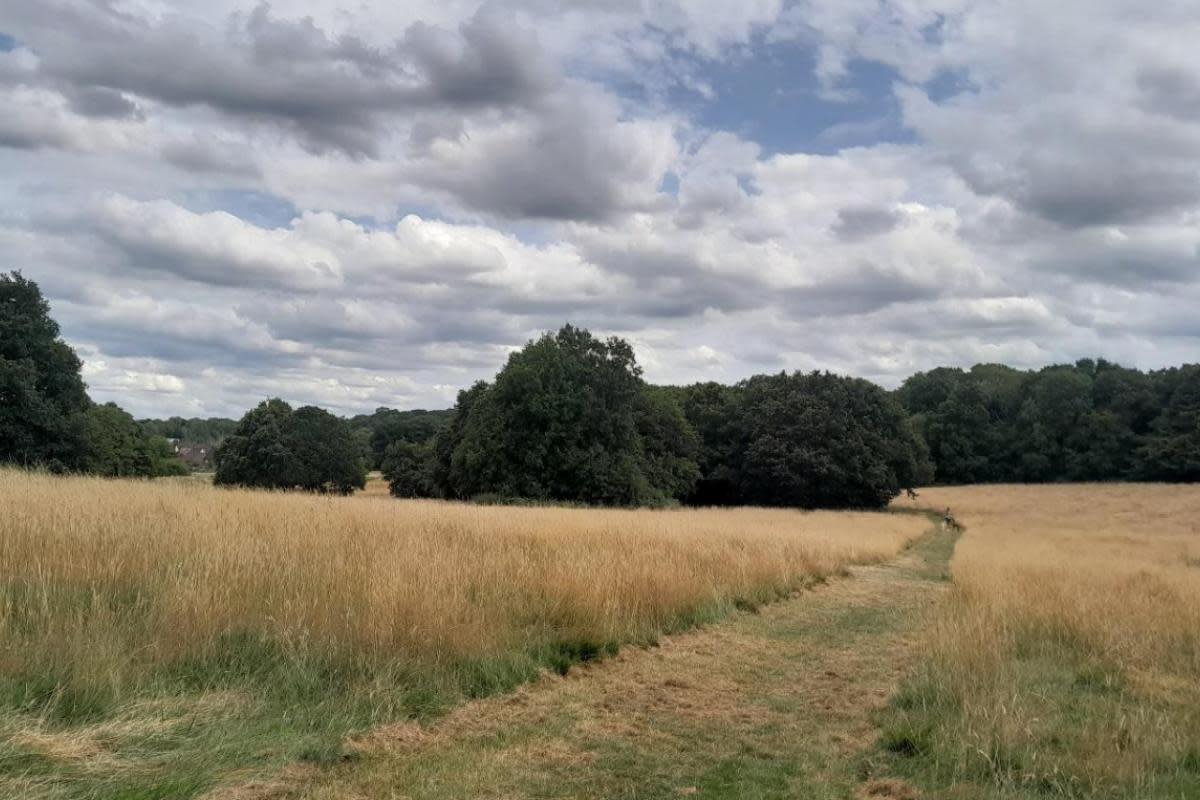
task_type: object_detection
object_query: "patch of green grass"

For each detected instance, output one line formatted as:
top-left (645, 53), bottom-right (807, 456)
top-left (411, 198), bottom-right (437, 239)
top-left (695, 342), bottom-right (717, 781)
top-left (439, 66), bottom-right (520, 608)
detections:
top-left (879, 718), bottom-right (934, 758)
top-left (899, 510), bottom-right (961, 582)
top-left (694, 749), bottom-right (799, 799)
top-left (876, 641), bottom-right (1199, 798)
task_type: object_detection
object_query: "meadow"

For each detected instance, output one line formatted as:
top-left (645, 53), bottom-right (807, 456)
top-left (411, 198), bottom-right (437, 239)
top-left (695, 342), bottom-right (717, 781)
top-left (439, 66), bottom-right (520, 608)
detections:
top-left (0, 468), bottom-right (925, 798)
top-left (885, 485), bottom-right (1200, 798)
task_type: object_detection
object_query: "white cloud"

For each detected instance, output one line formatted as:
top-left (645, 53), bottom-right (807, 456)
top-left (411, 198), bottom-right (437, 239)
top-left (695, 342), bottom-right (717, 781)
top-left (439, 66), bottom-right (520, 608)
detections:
top-left (1, 0), bottom-right (1197, 417)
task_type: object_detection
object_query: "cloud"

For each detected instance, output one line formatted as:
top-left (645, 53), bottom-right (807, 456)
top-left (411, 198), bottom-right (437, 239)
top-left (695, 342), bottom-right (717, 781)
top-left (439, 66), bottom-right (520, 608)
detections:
top-left (788, 0), bottom-right (1200, 228)
top-left (413, 86), bottom-right (679, 220)
top-left (2, 1), bottom-right (1199, 418)
top-left (91, 196), bottom-right (343, 291)
top-left (832, 206), bottom-right (901, 240)
top-left (3, 2), bottom-right (559, 156)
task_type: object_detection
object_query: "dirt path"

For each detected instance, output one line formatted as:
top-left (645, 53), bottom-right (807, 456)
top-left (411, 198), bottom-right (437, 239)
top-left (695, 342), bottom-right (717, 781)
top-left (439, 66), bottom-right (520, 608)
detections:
top-left (225, 518), bottom-right (956, 800)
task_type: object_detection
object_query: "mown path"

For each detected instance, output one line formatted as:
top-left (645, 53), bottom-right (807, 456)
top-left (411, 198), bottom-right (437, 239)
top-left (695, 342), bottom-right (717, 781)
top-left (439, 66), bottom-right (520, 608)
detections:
top-left (218, 517), bottom-right (958, 800)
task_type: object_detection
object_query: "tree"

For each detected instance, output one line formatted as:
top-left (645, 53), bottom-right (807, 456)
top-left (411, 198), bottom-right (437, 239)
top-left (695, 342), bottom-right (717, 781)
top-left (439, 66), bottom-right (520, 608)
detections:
top-left (283, 405), bottom-right (367, 494)
top-left (146, 435), bottom-right (191, 477)
top-left (214, 398), bottom-right (297, 489)
top-left (0, 272), bottom-right (90, 469)
top-left (382, 440), bottom-right (434, 498)
top-left (924, 382), bottom-right (993, 483)
top-left (677, 382), bottom-right (743, 505)
top-left (73, 403), bottom-right (188, 477)
top-left (1139, 366), bottom-right (1200, 481)
top-left (734, 372), bottom-right (931, 509)
top-left (75, 403), bottom-right (155, 477)
top-left (428, 325), bottom-right (700, 506)
top-left (350, 408), bottom-right (453, 470)
top-left (634, 386), bottom-right (701, 505)
top-left (215, 400), bottom-right (365, 493)
top-left (430, 381), bottom-right (489, 499)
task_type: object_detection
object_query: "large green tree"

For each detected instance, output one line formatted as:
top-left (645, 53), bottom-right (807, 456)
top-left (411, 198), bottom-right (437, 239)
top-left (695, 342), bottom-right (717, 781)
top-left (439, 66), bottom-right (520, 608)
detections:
top-left (214, 398), bottom-right (364, 491)
top-left (735, 372), bottom-right (931, 509)
top-left (215, 399), bottom-right (366, 494)
top-left (680, 372), bottom-right (931, 509)
top-left (896, 359), bottom-right (1200, 485)
top-left (0, 272), bottom-right (90, 469)
top-left (283, 405), bottom-right (368, 494)
top-left (214, 398), bottom-right (297, 488)
top-left (427, 325), bottom-right (698, 506)
top-left (381, 440), bottom-right (434, 498)
top-left (1, 272), bottom-right (186, 477)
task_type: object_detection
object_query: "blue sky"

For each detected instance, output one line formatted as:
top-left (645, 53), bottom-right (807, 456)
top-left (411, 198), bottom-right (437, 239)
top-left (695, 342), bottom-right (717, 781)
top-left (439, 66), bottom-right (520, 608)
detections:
top-left (686, 45), bottom-right (912, 155)
top-left (2, 1), bottom-right (1198, 417)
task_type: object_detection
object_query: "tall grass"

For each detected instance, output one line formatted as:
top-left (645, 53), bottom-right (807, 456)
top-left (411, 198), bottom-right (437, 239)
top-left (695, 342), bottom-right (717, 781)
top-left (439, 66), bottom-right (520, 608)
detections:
top-left (0, 468), bottom-right (922, 725)
top-left (887, 485), bottom-right (1200, 798)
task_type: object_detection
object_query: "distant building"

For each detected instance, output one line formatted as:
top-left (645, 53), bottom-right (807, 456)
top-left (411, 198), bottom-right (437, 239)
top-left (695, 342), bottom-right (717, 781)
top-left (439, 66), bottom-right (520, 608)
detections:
top-left (176, 444), bottom-right (213, 470)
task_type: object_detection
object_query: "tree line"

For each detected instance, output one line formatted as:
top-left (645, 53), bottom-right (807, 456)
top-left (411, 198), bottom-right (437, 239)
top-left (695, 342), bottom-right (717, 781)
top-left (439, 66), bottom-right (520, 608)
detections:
top-left (381, 325), bottom-right (930, 508)
top-left (896, 361), bottom-right (1200, 483)
top-left (3, 271), bottom-right (1198, 504)
top-left (0, 272), bottom-right (187, 478)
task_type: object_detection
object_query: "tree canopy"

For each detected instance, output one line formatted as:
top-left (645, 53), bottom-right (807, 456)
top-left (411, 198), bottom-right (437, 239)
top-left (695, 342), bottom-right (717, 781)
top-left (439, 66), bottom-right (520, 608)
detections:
top-left (896, 360), bottom-right (1200, 484)
top-left (0, 271), bottom-right (90, 469)
top-left (347, 407), bottom-right (453, 469)
top-left (214, 399), bottom-right (366, 494)
top-left (1, 272), bottom-right (186, 477)
top-left (424, 325), bottom-right (698, 506)
top-left (676, 371), bottom-right (932, 509)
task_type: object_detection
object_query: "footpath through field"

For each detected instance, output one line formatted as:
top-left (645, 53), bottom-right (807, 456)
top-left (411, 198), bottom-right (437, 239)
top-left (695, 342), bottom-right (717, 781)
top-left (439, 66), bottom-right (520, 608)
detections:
top-left (221, 518), bottom-right (957, 800)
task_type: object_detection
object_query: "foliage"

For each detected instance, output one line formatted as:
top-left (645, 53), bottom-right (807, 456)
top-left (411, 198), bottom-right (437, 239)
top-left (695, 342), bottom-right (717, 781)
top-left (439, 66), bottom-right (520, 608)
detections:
top-left (0, 271), bottom-right (90, 469)
top-left (381, 441), bottom-right (434, 498)
top-left (283, 405), bottom-right (369, 494)
top-left (349, 407), bottom-right (453, 469)
top-left (680, 371), bottom-right (932, 509)
top-left (1138, 365), bottom-right (1200, 481)
top-left (634, 386), bottom-right (701, 505)
top-left (75, 403), bottom-right (190, 477)
top-left (6, 274), bottom-right (1197, 496)
top-left (214, 399), bottom-right (365, 494)
top-left (1, 272), bottom-right (186, 477)
top-left (897, 359), bottom-right (1200, 484)
top-left (428, 325), bottom-right (695, 506)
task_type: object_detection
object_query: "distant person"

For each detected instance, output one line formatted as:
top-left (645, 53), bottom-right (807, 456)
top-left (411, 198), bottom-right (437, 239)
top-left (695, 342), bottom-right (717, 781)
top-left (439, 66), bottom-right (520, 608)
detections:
top-left (943, 507), bottom-right (963, 531)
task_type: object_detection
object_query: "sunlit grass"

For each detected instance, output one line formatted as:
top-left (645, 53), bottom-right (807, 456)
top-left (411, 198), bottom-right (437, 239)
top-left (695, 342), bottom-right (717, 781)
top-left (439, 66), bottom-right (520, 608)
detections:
top-left (886, 485), bottom-right (1200, 798)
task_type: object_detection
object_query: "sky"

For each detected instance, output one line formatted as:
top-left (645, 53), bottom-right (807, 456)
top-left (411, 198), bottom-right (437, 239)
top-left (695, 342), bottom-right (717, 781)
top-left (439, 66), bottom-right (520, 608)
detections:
top-left (2, 0), bottom-right (1199, 418)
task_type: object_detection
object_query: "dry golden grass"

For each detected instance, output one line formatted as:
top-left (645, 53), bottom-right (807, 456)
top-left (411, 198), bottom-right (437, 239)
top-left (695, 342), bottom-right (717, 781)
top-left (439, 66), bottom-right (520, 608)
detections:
top-left (889, 485), bottom-right (1200, 796)
top-left (0, 467), bottom-right (923, 714)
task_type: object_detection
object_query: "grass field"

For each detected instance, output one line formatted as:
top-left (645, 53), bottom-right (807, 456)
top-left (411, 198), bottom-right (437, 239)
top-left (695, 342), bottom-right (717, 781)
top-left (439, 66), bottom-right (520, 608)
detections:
top-left (0, 468), bottom-right (924, 799)
top-left (6, 471), bottom-right (1198, 800)
top-left (885, 485), bottom-right (1200, 798)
